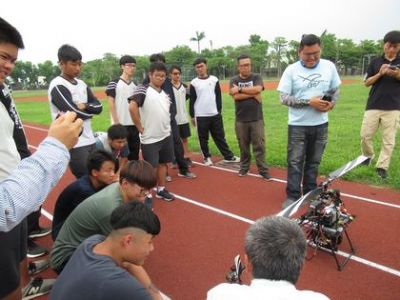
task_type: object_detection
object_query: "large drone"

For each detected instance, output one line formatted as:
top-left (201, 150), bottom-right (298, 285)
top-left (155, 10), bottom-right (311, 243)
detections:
top-left (277, 155), bottom-right (368, 270)
top-left (226, 156), bottom-right (368, 283)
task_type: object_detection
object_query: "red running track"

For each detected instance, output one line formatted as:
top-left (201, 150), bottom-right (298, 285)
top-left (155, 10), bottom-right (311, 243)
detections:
top-left (23, 123), bottom-right (400, 300)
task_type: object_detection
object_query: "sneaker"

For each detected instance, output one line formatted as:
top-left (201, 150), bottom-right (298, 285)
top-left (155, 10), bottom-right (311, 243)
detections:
top-left (282, 198), bottom-right (296, 209)
top-left (204, 157), bottom-right (213, 166)
top-left (238, 170), bottom-right (248, 177)
top-left (28, 227), bottom-right (52, 239)
top-left (22, 277), bottom-right (55, 300)
top-left (260, 172), bottom-right (272, 181)
top-left (27, 240), bottom-right (48, 258)
top-left (165, 175), bottom-right (172, 182)
top-left (361, 157), bottom-right (372, 166)
top-left (178, 170), bottom-right (197, 178)
top-left (376, 168), bottom-right (388, 179)
top-left (223, 156), bottom-right (240, 163)
top-left (28, 259), bottom-right (50, 276)
top-left (156, 189), bottom-right (175, 201)
top-left (185, 157), bottom-right (194, 167)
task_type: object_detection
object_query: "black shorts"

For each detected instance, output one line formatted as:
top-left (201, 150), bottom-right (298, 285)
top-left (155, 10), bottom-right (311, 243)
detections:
top-left (178, 123), bottom-right (191, 139)
top-left (141, 135), bottom-right (174, 167)
top-left (0, 219), bottom-right (28, 297)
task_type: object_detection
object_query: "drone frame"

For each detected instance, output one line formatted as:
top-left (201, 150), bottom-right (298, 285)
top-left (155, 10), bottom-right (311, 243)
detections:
top-left (277, 155), bottom-right (368, 270)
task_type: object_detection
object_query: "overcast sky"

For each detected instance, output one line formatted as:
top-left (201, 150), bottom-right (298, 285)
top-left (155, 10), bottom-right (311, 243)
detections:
top-left (3, 0), bottom-right (399, 64)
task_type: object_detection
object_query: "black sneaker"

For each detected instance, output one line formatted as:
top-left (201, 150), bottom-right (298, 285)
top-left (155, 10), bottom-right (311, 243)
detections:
top-left (28, 259), bottom-right (50, 276)
top-left (260, 172), bottom-right (272, 181)
top-left (22, 277), bottom-right (55, 300)
top-left (361, 158), bottom-right (372, 166)
top-left (238, 170), bottom-right (248, 177)
top-left (178, 170), bottom-right (197, 179)
top-left (27, 240), bottom-right (48, 258)
top-left (223, 156), bottom-right (240, 163)
top-left (376, 168), bottom-right (388, 179)
top-left (28, 227), bottom-right (52, 239)
top-left (156, 189), bottom-right (175, 201)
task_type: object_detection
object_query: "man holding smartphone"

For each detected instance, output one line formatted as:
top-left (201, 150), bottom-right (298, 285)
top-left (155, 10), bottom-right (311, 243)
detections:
top-left (360, 30), bottom-right (400, 179)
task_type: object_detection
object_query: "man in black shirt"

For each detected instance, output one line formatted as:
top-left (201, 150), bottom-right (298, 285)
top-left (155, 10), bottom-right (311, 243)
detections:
top-left (360, 30), bottom-right (400, 179)
top-left (230, 54), bottom-right (271, 180)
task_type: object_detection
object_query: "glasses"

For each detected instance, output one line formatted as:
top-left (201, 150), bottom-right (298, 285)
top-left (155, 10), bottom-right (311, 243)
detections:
top-left (124, 63), bottom-right (136, 68)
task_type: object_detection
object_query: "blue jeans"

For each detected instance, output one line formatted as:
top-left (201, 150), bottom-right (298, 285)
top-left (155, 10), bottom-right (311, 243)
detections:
top-left (286, 123), bottom-right (328, 200)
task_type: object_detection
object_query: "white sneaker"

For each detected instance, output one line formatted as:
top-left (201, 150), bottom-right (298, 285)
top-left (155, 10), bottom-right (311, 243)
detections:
top-left (204, 157), bottom-right (213, 166)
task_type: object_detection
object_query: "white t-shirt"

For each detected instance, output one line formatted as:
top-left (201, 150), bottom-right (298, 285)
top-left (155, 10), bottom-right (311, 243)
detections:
top-left (48, 76), bottom-right (96, 148)
top-left (173, 83), bottom-right (189, 125)
top-left (277, 59), bottom-right (341, 126)
top-left (129, 85), bottom-right (171, 144)
top-left (207, 279), bottom-right (330, 300)
top-left (190, 75), bottom-right (219, 117)
top-left (105, 78), bottom-right (136, 125)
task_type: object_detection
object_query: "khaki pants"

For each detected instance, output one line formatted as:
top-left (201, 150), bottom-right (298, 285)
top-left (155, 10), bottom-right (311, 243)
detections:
top-left (360, 109), bottom-right (400, 170)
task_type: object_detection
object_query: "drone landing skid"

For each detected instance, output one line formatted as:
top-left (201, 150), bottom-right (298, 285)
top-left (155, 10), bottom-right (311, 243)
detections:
top-left (306, 228), bottom-right (355, 271)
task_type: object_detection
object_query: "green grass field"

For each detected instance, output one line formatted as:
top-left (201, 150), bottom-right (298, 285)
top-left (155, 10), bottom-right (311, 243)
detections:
top-left (14, 82), bottom-right (399, 190)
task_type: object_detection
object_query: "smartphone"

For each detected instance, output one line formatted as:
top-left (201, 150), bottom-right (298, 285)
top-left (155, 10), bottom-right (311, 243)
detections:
top-left (388, 64), bottom-right (400, 70)
top-left (321, 95), bottom-right (332, 102)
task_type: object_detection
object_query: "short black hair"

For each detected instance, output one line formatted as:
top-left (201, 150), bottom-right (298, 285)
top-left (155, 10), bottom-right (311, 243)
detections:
top-left (119, 55), bottom-right (136, 65)
top-left (149, 61), bottom-right (167, 74)
top-left (149, 53), bottom-right (166, 63)
top-left (87, 150), bottom-right (117, 175)
top-left (0, 17), bottom-right (24, 49)
top-left (169, 64), bottom-right (182, 74)
top-left (383, 31), bottom-right (400, 44)
top-left (237, 53), bottom-right (250, 62)
top-left (107, 124), bottom-right (128, 140)
top-left (299, 34), bottom-right (321, 50)
top-left (58, 44), bottom-right (82, 62)
top-left (193, 57), bottom-right (207, 66)
top-left (110, 201), bottom-right (161, 235)
top-left (119, 160), bottom-right (157, 190)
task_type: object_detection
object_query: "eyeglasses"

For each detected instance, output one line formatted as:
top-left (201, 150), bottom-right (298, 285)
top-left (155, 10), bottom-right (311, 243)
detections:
top-left (0, 53), bottom-right (17, 66)
top-left (124, 63), bottom-right (136, 68)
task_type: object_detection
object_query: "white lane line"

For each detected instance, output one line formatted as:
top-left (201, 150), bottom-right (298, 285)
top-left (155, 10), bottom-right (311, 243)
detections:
top-left (192, 161), bottom-right (400, 209)
top-left (24, 124), bottom-right (49, 132)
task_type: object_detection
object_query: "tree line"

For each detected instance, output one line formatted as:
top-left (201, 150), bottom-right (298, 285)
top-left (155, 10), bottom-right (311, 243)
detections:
top-left (9, 31), bottom-right (383, 89)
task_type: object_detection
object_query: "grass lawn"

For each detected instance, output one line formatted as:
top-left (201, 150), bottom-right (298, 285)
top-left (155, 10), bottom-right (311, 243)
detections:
top-left (14, 82), bottom-right (399, 190)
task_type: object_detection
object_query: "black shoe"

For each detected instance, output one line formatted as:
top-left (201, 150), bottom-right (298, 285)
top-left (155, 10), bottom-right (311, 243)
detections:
top-left (28, 259), bottom-right (50, 276)
top-left (178, 170), bottom-right (197, 179)
top-left (156, 189), bottom-right (175, 201)
top-left (376, 168), bottom-right (388, 179)
top-left (223, 156), bottom-right (240, 163)
top-left (28, 226), bottom-right (52, 239)
top-left (238, 169), bottom-right (248, 177)
top-left (27, 240), bottom-right (48, 258)
top-left (361, 158), bottom-right (372, 166)
top-left (260, 172), bottom-right (272, 181)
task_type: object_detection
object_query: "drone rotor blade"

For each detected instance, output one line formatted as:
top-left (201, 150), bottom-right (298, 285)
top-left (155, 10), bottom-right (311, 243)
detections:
top-left (277, 187), bottom-right (323, 218)
top-left (324, 155), bottom-right (369, 184)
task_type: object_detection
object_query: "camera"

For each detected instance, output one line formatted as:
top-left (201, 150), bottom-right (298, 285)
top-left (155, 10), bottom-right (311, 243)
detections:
top-left (226, 255), bottom-right (245, 284)
top-left (388, 64), bottom-right (400, 70)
